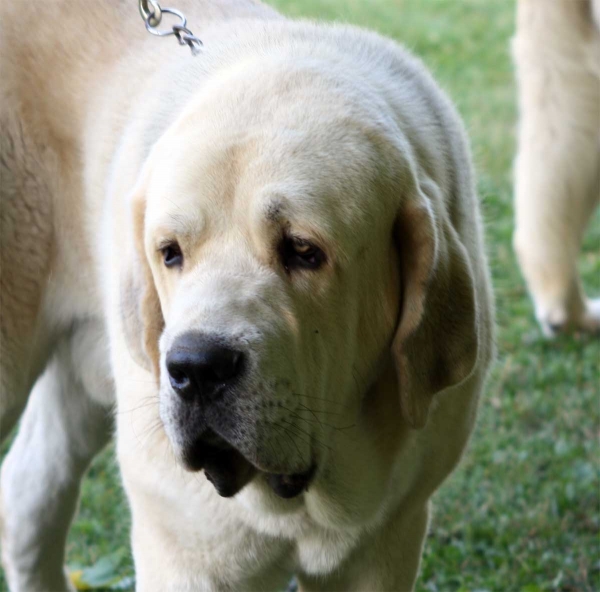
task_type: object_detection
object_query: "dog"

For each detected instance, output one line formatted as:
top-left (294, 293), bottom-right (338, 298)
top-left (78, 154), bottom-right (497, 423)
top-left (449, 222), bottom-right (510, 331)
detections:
top-left (0, 1), bottom-right (494, 590)
top-left (512, 0), bottom-right (600, 337)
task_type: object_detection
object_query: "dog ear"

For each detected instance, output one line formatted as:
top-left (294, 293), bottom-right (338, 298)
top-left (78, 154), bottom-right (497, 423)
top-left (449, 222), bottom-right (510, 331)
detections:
top-left (120, 171), bottom-right (164, 378)
top-left (392, 180), bottom-right (479, 428)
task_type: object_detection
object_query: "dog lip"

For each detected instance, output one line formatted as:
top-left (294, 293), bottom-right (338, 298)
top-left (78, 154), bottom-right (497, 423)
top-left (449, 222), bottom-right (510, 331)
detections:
top-left (182, 436), bottom-right (257, 497)
top-left (181, 429), bottom-right (316, 499)
top-left (266, 463), bottom-right (317, 499)
top-left (181, 429), bottom-right (230, 471)
top-left (203, 449), bottom-right (257, 497)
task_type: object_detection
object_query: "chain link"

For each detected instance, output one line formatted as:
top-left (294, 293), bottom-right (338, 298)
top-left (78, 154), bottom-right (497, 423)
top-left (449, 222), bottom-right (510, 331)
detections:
top-left (138, 0), bottom-right (202, 55)
top-left (139, 0), bottom-right (162, 27)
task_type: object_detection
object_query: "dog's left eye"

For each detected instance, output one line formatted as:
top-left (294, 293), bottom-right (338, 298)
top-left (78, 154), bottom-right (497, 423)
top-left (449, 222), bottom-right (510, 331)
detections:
top-left (279, 236), bottom-right (326, 272)
top-left (161, 242), bottom-right (183, 268)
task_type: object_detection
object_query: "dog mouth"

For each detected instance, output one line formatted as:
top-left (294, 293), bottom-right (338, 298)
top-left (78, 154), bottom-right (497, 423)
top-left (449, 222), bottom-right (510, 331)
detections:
top-left (182, 433), bottom-right (256, 497)
top-left (182, 430), bottom-right (315, 499)
top-left (265, 464), bottom-right (317, 498)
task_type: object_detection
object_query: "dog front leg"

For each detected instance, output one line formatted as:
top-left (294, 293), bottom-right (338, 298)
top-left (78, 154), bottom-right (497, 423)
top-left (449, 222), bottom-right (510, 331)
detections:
top-left (297, 503), bottom-right (430, 592)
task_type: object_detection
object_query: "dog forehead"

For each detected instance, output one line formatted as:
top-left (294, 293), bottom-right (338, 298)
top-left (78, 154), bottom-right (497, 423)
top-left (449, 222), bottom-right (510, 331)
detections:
top-left (142, 61), bottom-right (406, 245)
top-left (147, 120), bottom-right (397, 236)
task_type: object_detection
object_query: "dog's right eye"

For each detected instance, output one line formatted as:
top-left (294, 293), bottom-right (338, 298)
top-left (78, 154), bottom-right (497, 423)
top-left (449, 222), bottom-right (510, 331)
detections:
top-left (161, 242), bottom-right (183, 268)
top-left (279, 235), bottom-right (326, 273)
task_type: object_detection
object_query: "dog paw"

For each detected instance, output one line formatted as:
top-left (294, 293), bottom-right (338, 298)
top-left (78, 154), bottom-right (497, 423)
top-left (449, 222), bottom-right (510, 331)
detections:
top-left (579, 298), bottom-right (600, 333)
top-left (536, 307), bottom-right (568, 338)
top-left (537, 298), bottom-right (600, 337)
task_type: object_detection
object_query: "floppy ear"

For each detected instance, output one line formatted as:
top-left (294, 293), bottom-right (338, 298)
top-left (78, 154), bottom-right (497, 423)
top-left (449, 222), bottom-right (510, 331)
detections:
top-left (392, 181), bottom-right (479, 428)
top-left (120, 173), bottom-right (164, 379)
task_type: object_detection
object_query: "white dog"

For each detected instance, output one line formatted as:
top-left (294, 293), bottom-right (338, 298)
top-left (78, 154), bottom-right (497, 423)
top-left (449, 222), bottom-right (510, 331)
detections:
top-left (0, 1), bottom-right (494, 590)
top-left (513, 0), bottom-right (600, 336)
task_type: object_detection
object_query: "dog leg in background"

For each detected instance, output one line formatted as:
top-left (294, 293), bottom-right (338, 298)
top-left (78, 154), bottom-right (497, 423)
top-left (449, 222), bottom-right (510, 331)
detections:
top-left (512, 0), bottom-right (600, 336)
top-left (0, 322), bottom-right (113, 592)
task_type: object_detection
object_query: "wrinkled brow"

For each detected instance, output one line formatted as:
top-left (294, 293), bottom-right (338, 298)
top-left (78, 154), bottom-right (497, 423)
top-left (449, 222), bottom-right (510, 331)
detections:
top-left (261, 195), bottom-right (339, 256)
top-left (264, 199), bottom-right (284, 223)
top-left (152, 205), bottom-right (205, 242)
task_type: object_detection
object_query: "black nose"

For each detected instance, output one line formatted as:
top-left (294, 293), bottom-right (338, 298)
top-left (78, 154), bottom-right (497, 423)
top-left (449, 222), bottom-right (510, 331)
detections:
top-left (166, 334), bottom-right (245, 401)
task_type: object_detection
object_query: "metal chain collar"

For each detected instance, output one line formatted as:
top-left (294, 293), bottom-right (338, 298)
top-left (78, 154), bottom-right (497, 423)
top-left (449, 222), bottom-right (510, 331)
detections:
top-left (139, 0), bottom-right (202, 55)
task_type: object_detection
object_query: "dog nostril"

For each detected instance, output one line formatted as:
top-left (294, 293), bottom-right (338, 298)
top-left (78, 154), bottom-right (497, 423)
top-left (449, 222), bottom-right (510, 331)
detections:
top-left (166, 336), bottom-right (245, 401)
top-left (167, 361), bottom-right (193, 395)
top-left (210, 349), bottom-right (243, 382)
top-left (168, 367), bottom-right (191, 391)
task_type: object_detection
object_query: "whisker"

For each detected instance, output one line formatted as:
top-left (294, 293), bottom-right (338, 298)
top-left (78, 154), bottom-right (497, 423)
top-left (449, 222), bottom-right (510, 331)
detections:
top-left (139, 416), bottom-right (164, 439)
top-left (115, 399), bottom-right (160, 416)
top-left (286, 411), bottom-right (318, 427)
top-left (287, 409), bottom-right (355, 433)
top-left (280, 429), bottom-right (298, 464)
top-left (331, 423), bottom-right (357, 432)
top-left (131, 414), bottom-right (160, 451)
top-left (271, 422), bottom-right (303, 459)
top-left (272, 421), bottom-right (314, 452)
top-left (298, 414), bottom-right (355, 432)
top-left (266, 432), bottom-right (284, 468)
top-left (294, 394), bottom-right (345, 407)
top-left (297, 403), bottom-right (345, 417)
top-left (280, 418), bottom-right (313, 440)
top-left (296, 403), bottom-right (324, 426)
top-left (279, 419), bottom-right (333, 453)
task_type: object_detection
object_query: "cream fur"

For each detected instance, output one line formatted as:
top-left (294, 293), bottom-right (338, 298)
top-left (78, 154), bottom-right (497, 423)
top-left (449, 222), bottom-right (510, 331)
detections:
top-left (0, 1), bottom-right (494, 590)
top-left (513, 0), bottom-right (600, 336)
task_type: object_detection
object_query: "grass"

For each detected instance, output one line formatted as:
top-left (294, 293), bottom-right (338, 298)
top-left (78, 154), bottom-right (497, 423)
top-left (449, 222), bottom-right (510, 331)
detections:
top-left (2, 0), bottom-right (599, 590)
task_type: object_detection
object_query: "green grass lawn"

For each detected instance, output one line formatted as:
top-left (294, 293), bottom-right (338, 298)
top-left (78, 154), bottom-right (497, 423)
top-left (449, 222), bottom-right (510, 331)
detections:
top-left (2, 1), bottom-right (599, 590)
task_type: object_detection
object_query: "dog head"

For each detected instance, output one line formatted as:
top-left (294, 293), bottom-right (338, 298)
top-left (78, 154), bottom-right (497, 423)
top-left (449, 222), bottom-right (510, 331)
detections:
top-left (121, 57), bottom-right (478, 502)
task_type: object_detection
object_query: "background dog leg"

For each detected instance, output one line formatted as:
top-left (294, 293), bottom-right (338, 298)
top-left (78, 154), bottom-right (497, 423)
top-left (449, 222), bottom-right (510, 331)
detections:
top-left (0, 326), bottom-right (113, 592)
top-left (512, 0), bottom-right (600, 336)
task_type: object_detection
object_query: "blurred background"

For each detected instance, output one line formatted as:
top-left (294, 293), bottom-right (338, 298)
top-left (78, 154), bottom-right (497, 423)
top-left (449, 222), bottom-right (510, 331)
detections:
top-left (1, 1), bottom-right (598, 590)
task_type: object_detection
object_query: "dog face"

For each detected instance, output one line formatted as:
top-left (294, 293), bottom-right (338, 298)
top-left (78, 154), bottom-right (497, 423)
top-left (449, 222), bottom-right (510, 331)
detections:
top-left (124, 63), bottom-right (479, 501)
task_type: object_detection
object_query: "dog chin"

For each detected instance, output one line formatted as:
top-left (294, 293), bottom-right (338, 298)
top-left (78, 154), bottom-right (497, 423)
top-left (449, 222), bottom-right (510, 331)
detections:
top-left (179, 432), bottom-right (316, 499)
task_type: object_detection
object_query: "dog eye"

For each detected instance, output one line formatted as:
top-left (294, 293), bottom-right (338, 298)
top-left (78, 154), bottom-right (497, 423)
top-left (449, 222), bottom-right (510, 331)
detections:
top-left (279, 236), bottom-right (326, 272)
top-left (161, 242), bottom-right (183, 268)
